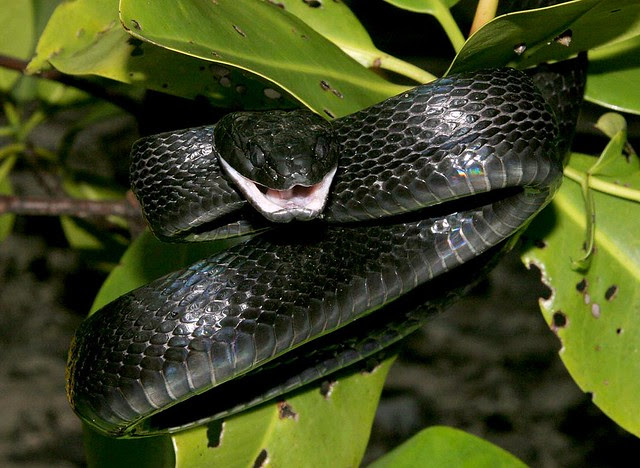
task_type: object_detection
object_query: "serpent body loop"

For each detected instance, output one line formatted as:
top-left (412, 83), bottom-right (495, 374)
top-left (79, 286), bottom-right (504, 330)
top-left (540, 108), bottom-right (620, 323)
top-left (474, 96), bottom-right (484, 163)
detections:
top-left (67, 39), bottom-right (587, 437)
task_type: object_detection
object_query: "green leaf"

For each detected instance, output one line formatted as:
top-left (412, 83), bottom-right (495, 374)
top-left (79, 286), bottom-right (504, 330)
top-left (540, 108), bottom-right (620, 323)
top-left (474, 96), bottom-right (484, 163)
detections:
top-left (59, 217), bottom-right (130, 272)
top-left (0, 155), bottom-right (17, 242)
top-left (589, 121), bottom-right (628, 178)
top-left (522, 151), bottom-right (640, 437)
top-left (370, 426), bottom-right (526, 468)
top-left (27, 0), bottom-right (296, 109)
top-left (384, 0), bottom-right (465, 52)
top-left (83, 428), bottom-right (175, 468)
top-left (2, 102), bottom-right (20, 129)
top-left (0, 1), bottom-right (35, 91)
top-left (594, 112), bottom-right (627, 140)
top-left (586, 35), bottom-right (640, 115)
top-left (449, 0), bottom-right (640, 74)
top-left (278, 0), bottom-right (435, 82)
top-left (119, 0), bottom-right (405, 117)
top-left (170, 358), bottom-right (393, 468)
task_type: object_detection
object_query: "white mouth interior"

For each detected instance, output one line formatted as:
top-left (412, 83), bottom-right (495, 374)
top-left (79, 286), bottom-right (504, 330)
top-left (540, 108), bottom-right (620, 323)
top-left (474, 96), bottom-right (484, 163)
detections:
top-left (219, 157), bottom-right (337, 221)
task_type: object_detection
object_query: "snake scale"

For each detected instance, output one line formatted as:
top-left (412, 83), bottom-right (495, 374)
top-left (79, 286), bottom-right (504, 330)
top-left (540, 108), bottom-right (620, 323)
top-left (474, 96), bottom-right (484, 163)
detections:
top-left (66, 1), bottom-right (587, 437)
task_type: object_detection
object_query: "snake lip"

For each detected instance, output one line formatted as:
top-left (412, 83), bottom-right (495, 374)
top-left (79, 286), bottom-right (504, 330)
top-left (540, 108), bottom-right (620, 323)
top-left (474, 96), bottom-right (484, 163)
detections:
top-left (219, 156), bottom-right (337, 222)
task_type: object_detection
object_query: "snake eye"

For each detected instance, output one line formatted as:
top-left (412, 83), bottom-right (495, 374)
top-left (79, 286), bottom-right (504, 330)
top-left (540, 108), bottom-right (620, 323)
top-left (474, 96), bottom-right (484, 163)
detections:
top-left (249, 144), bottom-right (265, 168)
top-left (314, 136), bottom-right (327, 160)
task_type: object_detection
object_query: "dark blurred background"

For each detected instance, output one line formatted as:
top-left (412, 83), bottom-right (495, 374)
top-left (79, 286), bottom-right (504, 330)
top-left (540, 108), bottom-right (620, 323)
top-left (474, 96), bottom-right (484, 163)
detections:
top-left (1, 0), bottom-right (640, 466)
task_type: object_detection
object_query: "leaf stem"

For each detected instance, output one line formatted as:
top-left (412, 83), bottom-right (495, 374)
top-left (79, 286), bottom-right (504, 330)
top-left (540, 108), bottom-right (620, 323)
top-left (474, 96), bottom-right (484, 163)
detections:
top-left (432, 1), bottom-right (466, 52)
top-left (469, 0), bottom-right (499, 35)
top-left (0, 143), bottom-right (26, 160)
top-left (379, 54), bottom-right (437, 83)
top-left (563, 166), bottom-right (640, 203)
top-left (0, 155), bottom-right (18, 182)
top-left (571, 171), bottom-right (595, 270)
top-left (341, 47), bottom-right (436, 84)
top-left (16, 110), bottom-right (46, 142)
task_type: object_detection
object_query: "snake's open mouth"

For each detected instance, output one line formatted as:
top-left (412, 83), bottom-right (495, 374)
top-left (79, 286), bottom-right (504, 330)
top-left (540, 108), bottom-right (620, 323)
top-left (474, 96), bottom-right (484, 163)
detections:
top-left (219, 157), bottom-right (337, 222)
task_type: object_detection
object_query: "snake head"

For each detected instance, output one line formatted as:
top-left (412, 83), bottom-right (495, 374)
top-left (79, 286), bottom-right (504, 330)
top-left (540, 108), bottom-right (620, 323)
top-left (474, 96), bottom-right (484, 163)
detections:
top-left (213, 109), bottom-right (338, 222)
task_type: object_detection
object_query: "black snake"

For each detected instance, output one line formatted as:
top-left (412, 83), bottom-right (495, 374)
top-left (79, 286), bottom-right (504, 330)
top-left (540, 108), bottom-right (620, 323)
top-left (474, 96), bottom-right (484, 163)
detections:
top-left (66, 2), bottom-right (587, 438)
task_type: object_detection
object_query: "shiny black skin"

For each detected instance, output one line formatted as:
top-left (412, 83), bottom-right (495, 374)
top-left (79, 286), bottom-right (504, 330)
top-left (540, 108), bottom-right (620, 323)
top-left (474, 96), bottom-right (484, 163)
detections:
top-left (68, 63), bottom-right (588, 437)
top-left (67, 0), bottom-right (589, 440)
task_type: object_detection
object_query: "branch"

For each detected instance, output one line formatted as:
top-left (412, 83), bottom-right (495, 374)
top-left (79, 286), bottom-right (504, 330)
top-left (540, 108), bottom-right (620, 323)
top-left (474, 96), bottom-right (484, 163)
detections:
top-left (0, 193), bottom-right (142, 220)
top-left (0, 54), bottom-right (141, 115)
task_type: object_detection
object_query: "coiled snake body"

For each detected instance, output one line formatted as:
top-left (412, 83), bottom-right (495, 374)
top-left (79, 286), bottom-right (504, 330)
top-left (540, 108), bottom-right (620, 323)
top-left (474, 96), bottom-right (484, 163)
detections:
top-left (66, 5), bottom-right (587, 437)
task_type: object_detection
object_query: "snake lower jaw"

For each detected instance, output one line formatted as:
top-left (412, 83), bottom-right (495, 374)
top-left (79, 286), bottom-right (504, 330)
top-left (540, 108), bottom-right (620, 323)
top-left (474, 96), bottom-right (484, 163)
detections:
top-left (219, 156), bottom-right (337, 222)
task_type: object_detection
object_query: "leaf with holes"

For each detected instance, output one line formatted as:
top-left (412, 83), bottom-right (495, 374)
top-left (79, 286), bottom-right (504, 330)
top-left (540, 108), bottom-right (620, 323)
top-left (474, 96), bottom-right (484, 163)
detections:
top-left (449, 0), bottom-right (640, 74)
top-left (522, 149), bottom-right (640, 437)
top-left (118, 0), bottom-right (405, 117)
top-left (370, 426), bottom-right (526, 468)
top-left (168, 359), bottom-right (393, 467)
top-left (27, 0), bottom-right (296, 109)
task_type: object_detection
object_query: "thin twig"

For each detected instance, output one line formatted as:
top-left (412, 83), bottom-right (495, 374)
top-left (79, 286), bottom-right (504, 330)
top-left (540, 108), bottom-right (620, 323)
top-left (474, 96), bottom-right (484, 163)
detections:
top-left (0, 194), bottom-right (142, 220)
top-left (0, 54), bottom-right (141, 115)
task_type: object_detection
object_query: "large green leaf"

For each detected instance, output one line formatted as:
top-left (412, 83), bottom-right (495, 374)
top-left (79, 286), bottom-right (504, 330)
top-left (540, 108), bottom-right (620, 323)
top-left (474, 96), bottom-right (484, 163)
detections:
top-left (27, 0), bottom-right (296, 109)
top-left (586, 35), bottom-right (640, 114)
top-left (449, 0), bottom-right (640, 74)
top-left (370, 426), bottom-right (526, 468)
top-left (170, 359), bottom-right (393, 467)
top-left (118, 0), bottom-right (405, 117)
top-left (522, 150), bottom-right (640, 436)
